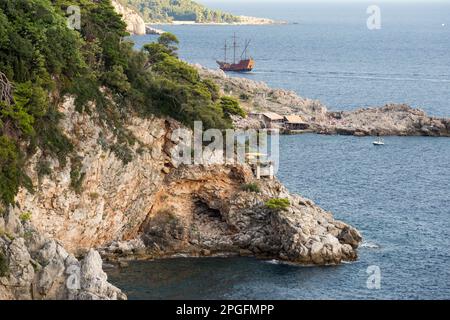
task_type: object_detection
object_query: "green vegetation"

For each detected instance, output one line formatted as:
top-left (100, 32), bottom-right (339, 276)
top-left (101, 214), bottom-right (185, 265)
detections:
top-left (0, 136), bottom-right (22, 205)
top-left (219, 96), bottom-right (246, 118)
top-left (110, 143), bottom-right (133, 165)
top-left (239, 93), bottom-right (250, 101)
top-left (0, 1), bottom-right (241, 206)
top-left (265, 198), bottom-right (290, 211)
top-left (118, 0), bottom-right (240, 23)
top-left (241, 182), bottom-right (261, 193)
top-left (19, 211), bottom-right (32, 222)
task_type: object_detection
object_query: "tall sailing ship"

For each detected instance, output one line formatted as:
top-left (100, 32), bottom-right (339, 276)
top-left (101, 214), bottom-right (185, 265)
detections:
top-left (217, 34), bottom-right (254, 72)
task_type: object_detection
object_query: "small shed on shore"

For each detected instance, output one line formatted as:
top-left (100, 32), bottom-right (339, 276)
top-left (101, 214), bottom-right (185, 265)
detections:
top-left (261, 112), bottom-right (284, 129)
top-left (283, 115), bottom-right (309, 130)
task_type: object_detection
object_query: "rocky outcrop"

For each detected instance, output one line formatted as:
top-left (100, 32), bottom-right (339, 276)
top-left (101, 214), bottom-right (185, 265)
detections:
top-left (0, 207), bottom-right (125, 300)
top-left (111, 0), bottom-right (146, 35)
top-left (3, 93), bottom-right (363, 299)
top-left (319, 104), bottom-right (450, 136)
top-left (197, 66), bottom-right (450, 136)
top-left (145, 25), bottom-right (165, 35)
top-left (12, 96), bottom-right (361, 267)
top-left (196, 65), bottom-right (328, 120)
top-left (105, 164), bottom-right (361, 265)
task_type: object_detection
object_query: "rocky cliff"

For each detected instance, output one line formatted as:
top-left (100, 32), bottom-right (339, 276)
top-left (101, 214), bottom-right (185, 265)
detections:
top-left (0, 207), bottom-right (125, 300)
top-left (15, 97), bottom-right (172, 253)
top-left (1, 95), bottom-right (362, 299)
top-left (197, 66), bottom-right (450, 136)
top-left (111, 0), bottom-right (146, 35)
top-left (135, 164), bottom-right (360, 264)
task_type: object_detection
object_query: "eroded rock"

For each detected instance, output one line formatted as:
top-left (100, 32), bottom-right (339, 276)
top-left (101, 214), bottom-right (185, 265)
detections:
top-left (0, 207), bottom-right (125, 300)
top-left (137, 164), bottom-right (362, 264)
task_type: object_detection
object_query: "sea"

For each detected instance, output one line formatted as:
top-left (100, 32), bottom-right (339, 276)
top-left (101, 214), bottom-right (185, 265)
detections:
top-left (107, 1), bottom-right (450, 300)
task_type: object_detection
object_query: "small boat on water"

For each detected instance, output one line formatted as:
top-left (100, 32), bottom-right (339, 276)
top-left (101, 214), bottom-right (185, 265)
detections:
top-left (373, 136), bottom-right (385, 146)
top-left (217, 33), bottom-right (254, 72)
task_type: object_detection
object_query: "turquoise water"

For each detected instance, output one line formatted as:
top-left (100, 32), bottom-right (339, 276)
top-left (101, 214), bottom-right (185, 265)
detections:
top-left (109, 2), bottom-right (450, 299)
top-left (131, 1), bottom-right (450, 117)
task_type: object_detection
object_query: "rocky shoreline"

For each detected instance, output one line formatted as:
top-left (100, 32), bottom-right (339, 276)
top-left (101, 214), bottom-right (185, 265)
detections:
top-left (197, 66), bottom-right (450, 137)
top-left (99, 165), bottom-right (361, 266)
top-left (1, 96), bottom-right (362, 299)
top-left (0, 207), bottom-right (125, 300)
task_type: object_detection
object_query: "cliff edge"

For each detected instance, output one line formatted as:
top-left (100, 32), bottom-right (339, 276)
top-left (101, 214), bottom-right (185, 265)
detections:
top-left (1, 94), bottom-right (362, 299)
top-left (111, 0), bottom-right (146, 35)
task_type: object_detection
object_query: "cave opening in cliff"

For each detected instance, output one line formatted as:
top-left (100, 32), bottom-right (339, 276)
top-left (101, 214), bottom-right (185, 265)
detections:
top-left (193, 199), bottom-right (223, 220)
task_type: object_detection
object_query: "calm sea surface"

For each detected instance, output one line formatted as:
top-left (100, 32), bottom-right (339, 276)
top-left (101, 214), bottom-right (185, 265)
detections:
top-left (132, 1), bottom-right (450, 117)
top-left (108, 2), bottom-right (450, 300)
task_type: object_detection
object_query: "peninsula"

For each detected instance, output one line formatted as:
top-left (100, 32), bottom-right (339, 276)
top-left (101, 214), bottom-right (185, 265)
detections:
top-left (196, 66), bottom-right (450, 137)
top-left (114, 0), bottom-right (282, 31)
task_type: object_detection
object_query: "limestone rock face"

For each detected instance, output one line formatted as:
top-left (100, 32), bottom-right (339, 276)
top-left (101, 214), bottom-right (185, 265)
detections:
top-left (5, 94), bottom-right (364, 300)
top-left (13, 96), bottom-right (361, 266)
top-left (111, 0), bottom-right (146, 35)
top-left (0, 208), bottom-right (125, 300)
top-left (15, 97), bottom-right (172, 253)
top-left (139, 164), bottom-right (361, 264)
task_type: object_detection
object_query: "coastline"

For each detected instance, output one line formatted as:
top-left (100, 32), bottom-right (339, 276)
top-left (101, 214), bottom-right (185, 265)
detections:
top-left (147, 16), bottom-right (287, 26)
top-left (195, 65), bottom-right (450, 137)
top-left (3, 0), bottom-right (449, 302)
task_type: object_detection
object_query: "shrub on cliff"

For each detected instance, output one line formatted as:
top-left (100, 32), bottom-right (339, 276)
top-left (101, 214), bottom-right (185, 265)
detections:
top-left (219, 96), bottom-right (247, 118)
top-left (265, 198), bottom-right (290, 211)
top-left (241, 183), bottom-right (261, 193)
top-left (0, 136), bottom-right (31, 205)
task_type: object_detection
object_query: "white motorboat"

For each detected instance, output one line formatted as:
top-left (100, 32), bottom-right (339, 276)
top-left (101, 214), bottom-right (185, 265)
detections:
top-left (373, 136), bottom-right (385, 146)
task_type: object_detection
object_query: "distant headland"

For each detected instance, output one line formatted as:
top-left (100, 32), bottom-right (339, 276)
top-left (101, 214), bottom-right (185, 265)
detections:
top-left (113, 0), bottom-right (284, 35)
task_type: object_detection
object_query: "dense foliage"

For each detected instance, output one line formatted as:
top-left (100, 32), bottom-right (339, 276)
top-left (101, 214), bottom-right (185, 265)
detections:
top-left (0, 0), bottom-right (241, 206)
top-left (117, 0), bottom-right (240, 23)
top-left (219, 96), bottom-right (246, 118)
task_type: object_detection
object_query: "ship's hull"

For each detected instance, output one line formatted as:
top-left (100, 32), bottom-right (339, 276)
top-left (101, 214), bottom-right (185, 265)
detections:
top-left (217, 59), bottom-right (254, 72)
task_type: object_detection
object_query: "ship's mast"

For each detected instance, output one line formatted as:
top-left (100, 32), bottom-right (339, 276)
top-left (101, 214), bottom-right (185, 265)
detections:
top-left (241, 39), bottom-right (251, 60)
top-left (223, 40), bottom-right (228, 63)
top-left (233, 32), bottom-right (237, 64)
